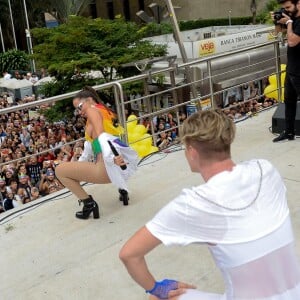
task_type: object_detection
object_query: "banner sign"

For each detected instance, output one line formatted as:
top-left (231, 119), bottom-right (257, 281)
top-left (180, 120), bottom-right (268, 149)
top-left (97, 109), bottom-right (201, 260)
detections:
top-left (195, 26), bottom-right (276, 57)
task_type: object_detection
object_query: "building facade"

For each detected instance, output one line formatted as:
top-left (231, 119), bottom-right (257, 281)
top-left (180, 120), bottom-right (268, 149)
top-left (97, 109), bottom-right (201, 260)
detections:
top-left (91, 0), bottom-right (269, 22)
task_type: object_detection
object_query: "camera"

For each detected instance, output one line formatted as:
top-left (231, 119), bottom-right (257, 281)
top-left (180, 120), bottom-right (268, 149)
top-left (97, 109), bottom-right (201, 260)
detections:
top-left (273, 8), bottom-right (288, 22)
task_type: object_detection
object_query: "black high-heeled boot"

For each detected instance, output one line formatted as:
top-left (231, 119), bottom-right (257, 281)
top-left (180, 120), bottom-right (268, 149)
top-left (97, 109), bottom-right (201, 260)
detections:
top-left (118, 189), bottom-right (129, 206)
top-left (76, 195), bottom-right (100, 219)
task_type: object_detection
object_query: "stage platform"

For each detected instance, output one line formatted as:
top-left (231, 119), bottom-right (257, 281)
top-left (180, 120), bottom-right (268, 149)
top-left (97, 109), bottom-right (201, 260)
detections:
top-left (1, 106), bottom-right (300, 300)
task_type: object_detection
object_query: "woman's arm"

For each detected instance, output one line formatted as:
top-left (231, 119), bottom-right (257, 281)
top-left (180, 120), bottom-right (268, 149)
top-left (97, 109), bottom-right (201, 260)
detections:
top-left (39, 175), bottom-right (48, 193)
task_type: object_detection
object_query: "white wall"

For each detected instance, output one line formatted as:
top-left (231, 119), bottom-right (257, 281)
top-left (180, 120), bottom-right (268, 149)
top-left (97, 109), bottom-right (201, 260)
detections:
top-left (147, 25), bottom-right (276, 59)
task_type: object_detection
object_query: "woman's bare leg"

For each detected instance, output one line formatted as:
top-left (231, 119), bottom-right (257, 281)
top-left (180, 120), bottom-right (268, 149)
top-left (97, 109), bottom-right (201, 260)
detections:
top-left (55, 160), bottom-right (110, 200)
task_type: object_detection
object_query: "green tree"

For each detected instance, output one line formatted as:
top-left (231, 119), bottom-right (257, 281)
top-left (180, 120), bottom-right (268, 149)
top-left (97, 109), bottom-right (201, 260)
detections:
top-left (31, 16), bottom-right (167, 121)
top-left (257, 0), bottom-right (280, 24)
top-left (32, 16), bottom-right (166, 80)
top-left (0, 49), bottom-right (29, 73)
top-left (0, 0), bottom-right (93, 51)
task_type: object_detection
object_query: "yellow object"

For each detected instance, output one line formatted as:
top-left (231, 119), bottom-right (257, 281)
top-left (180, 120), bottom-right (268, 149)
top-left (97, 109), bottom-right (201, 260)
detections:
top-left (127, 114), bottom-right (157, 158)
top-left (263, 64), bottom-right (286, 102)
top-left (96, 103), bottom-right (124, 136)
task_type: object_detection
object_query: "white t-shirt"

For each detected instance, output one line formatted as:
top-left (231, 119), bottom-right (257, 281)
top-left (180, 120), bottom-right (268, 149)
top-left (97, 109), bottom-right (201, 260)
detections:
top-left (146, 159), bottom-right (300, 299)
top-left (3, 73), bottom-right (11, 80)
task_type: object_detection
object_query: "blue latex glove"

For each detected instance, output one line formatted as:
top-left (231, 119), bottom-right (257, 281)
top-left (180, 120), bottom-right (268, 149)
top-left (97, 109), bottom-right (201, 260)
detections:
top-left (146, 279), bottom-right (178, 299)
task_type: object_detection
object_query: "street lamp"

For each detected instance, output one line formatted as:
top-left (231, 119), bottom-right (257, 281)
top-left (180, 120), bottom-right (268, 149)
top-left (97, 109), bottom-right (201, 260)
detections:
top-left (0, 23), bottom-right (5, 52)
top-left (164, 0), bottom-right (198, 99)
top-left (8, 0), bottom-right (17, 49)
top-left (250, 0), bottom-right (257, 24)
top-left (228, 10), bottom-right (232, 26)
top-left (136, 0), bottom-right (198, 100)
top-left (23, 0), bottom-right (36, 72)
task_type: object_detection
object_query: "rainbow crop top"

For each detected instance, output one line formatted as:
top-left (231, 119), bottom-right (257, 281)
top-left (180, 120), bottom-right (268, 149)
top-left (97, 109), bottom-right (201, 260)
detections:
top-left (85, 104), bottom-right (124, 155)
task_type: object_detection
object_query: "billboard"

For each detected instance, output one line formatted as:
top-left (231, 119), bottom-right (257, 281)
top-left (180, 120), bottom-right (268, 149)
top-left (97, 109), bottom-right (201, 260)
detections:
top-left (195, 26), bottom-right (276, 57)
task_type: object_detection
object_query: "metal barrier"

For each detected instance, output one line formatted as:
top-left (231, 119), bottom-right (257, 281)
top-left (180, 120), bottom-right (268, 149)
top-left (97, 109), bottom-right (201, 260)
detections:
top-left (0, 38), bottom-right (284, 166)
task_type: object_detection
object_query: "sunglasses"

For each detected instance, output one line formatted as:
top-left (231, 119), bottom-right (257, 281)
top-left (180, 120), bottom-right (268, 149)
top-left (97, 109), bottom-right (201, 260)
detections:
top-left (76, 102), bottom-right (84, 111)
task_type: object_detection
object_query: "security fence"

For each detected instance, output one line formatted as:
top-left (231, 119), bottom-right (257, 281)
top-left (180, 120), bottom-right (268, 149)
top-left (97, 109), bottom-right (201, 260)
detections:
top-left (0, 38), bottom-right (285, 166)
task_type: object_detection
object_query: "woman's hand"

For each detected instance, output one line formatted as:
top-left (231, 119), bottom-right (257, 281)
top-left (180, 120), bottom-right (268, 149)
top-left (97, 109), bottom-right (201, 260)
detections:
top-left (113, 155), bottom-right (126, 167)
top-left (148, 281), bottom-right (197, 299)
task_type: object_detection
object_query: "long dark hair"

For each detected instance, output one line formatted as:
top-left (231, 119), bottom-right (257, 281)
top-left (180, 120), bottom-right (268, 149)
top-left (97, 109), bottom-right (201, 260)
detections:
top-left (74, 86), bottom-right (101, 103)
top-left (75, 86), bottom-right (119, 128)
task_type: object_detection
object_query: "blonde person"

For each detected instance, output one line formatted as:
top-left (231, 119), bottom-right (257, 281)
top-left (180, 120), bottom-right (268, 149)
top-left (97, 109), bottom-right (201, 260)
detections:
top-left (55, 86), bottom-right (138, 220)
top-left (119, 110), bottom-right (300, 299)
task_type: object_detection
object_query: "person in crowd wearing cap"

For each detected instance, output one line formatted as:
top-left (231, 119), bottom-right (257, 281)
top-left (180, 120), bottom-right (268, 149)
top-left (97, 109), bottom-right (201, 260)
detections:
top-left (55, 86), bottom-right (138, 220)
top-left (120, 110), bottom-right (300, 300)
top-left (30, 187), bottom-right (40, 201)
top-left (39, 160), bottom-right (54, 176)
top-left (39, 169), bottom-right (64, 196)
top-left (17, 174), bottom-right (32, 202)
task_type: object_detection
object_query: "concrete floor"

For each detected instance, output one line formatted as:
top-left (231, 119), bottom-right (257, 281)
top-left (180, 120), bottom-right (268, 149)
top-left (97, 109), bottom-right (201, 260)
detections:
top-left (1, 106), bottom-right (300, 300)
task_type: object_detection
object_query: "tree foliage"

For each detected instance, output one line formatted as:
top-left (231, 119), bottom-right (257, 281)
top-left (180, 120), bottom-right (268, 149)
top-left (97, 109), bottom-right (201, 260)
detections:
top-left (30, 16), bottom-right (167, 121)
top-left (0, 0), bottom-right (94, 50)
top-left (257, 0), bottom-right (280, 24)
top-left (31, 16), bottom-right (167, 80)
top-left (0, 49), bottom-right (29, 73)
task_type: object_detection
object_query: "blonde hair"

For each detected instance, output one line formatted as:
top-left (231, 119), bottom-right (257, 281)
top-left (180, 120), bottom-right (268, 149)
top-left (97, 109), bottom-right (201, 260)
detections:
top-left (181, 110), bottom-right (235, 157)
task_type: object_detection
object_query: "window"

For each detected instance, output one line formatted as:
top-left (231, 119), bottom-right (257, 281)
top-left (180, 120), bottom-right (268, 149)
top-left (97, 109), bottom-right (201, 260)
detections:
top-left (123, 0), bottom-right (130, 20)
top-left (107, 0), bottom-right (114, 20)
top-left (138, 0), bottom-right (145, 10)
top-left (90, 0), bottom-right (97, 18)
top-left (203, 32), bottom-right (212, 39)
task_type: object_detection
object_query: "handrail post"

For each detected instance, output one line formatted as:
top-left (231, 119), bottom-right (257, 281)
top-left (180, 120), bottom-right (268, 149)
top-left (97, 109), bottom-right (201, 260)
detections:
top-left (207, 60), bottom-right (215, 108)
top-left (112, 82), bottom-right (128, 144)
top-left (274, 41), bottom-right (282, 103)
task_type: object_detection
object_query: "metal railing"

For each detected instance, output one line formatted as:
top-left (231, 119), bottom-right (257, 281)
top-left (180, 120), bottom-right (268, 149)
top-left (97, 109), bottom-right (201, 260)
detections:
top-left (0, 38), bottom-right (284, 165)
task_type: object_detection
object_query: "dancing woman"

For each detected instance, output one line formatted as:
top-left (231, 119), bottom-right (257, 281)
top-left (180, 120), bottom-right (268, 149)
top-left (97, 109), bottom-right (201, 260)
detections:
top-left (55, 86), bottom-right (138, 220)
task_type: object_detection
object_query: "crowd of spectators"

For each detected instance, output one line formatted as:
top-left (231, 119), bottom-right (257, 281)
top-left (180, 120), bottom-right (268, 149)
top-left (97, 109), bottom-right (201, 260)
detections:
top-left (0, 92), bottom-right (88, 214)
top-left (139, 111), bottom-right (187, 151)
top-left (223, 96), bottom-right (277, 121)
top-left (0, 75), bottom-right (278, 214)
top-left (2, 69), bottom-right (48, 83)
top-left (144, 95), bottom-right (278, 151)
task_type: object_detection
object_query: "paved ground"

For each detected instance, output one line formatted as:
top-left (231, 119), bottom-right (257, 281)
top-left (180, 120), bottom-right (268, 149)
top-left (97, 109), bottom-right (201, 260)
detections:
top-left (1, 106), bottom-right (300, 300)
